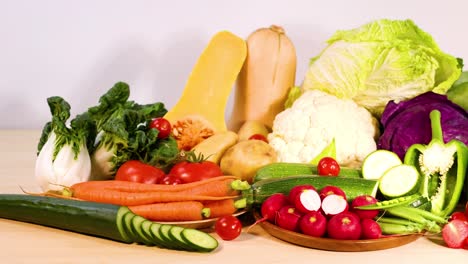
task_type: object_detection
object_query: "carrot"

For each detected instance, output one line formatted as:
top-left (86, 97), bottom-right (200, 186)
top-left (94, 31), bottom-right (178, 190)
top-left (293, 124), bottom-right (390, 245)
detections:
top-left (203, 198), bottom-right (247, 219)
top-left (71, 187), bottom-right (239, 206)
top-left (128, 201), bottom-right (208, 221)
top-left (70, 175), bottom-right (239, 193)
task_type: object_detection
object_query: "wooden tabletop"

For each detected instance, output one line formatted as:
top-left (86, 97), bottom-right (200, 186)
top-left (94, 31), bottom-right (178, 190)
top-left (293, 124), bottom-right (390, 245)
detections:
top-left (0, 130), bottom-right (466, 264)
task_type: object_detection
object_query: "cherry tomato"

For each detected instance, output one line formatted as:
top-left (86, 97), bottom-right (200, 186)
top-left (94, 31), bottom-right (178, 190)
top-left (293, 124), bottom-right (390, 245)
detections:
top-left (248, 134), bottom-right (268, 143)
top-left (215, 215), bottom-right (242, 241)
top-left (317, 157), bottom-right (340, 176)
top-left (449, 211), bottom-right (467, 222)
top-left (115, 160), bottom-right (165, 184)
top-left (149, 117), bottom-right (172, 139)
top-left (159, 175), bottom-right (183, 185)
top-left (169, 160), bottom-right (223, 183)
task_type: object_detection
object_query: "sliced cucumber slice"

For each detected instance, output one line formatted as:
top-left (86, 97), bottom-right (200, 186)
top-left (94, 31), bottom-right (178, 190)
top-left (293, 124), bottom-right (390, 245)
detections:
top-left (122, 212), bottom-right (139, 243)
top-left (159, 224), bottom-right (183, 250)
top-left (379, 164), bottom-right (420, 198)
top-left (169, 226), bottom-right (195, 251)
top-left (181, 228), bottom-right (219, 252)
top-left (115, 207), bottom-right (133, 243)
top-left (131, 215), bottom-right (154, 245)
top-left (149, 223), bottom-right (173, 249)
top-left (362, 150), bottom-right (402, 180)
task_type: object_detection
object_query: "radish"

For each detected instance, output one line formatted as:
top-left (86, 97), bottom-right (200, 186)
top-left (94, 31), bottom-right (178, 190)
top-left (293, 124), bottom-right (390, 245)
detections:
top-left (299, 211), bottom-right (327, 237)
top-left (247, 193), bottom-right (289, 232)
top-left (327, 212), bottom-right (361, 240)
top-left (351, 195), bottom-right (379, 219)
top-left (276, 205), bottom-right (302, 232)
top-left (442, 219), bottom-right (468, 248)
top-left (294, 188), bottom-right (321, 214)
top-left (360, 218), bottom-right (382, 239)
top-left (321, 194), bottom-right (348, 217)
top-left (288, 184), bottom-right (315, 204)
top-left (319, 185), bottom-right (346, 200)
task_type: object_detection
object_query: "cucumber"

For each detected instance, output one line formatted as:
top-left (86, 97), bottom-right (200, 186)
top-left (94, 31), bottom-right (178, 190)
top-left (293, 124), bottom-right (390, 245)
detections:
top-left (362, 150), bottom-right (402, 180)
top-left (0, 194), bottom-right (130, 243)
top-left (131, 215), bottom-right (154, 245)
top-left (379, 164), bottom-right (421, 198)
top-left (169, 226), bottom-right (196, 251)
top-left (159, 224), bottom-right (184, 250)
top-left (122, 212), bottom-right (141, 243)
top-left (181, 228), bottom-right (219, 252)
top-left (140, 220), bottom-right (157, 246)
top-left (254, 162), bottom-right (362, 182)
top-left (149, 223), bottom-right (173, 249)
top-left (244, 175), bottom-right (379, 205)
top-left (0, 194), bottom-right (219, 252)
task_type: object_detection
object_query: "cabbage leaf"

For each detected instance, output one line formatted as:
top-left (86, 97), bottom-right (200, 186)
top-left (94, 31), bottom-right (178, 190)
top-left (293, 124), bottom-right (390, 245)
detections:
top-left (302, 19), bottom-right (462, 117)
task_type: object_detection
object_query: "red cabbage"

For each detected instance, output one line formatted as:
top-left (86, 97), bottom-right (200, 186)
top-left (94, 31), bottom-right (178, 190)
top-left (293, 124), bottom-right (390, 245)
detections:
top-left (378, 92), bottom-right (468, 160)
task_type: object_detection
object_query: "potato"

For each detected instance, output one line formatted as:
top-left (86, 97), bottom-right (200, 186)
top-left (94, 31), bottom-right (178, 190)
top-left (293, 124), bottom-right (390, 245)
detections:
top-left (220, 140), bottom-right (277, 182)
top-left (191, 131), bottom-right (238, 164)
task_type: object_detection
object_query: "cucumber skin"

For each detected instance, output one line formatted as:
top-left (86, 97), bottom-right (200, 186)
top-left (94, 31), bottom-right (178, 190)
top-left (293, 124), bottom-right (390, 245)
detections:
top-left (254, 162), bottom-right (362, 182)
top-left (245, 175), bottom-right (378, 205)
top-left (0, 194), bottom-right (126, 242)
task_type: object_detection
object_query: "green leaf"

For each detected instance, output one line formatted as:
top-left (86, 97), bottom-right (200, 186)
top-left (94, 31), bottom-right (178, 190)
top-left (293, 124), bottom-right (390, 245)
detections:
top-left (310, 138), bottom-right (336, 165)
top-left (284, 86), bottom-right (302, 109)
top-left (302, 19), bottom-right (461, 117)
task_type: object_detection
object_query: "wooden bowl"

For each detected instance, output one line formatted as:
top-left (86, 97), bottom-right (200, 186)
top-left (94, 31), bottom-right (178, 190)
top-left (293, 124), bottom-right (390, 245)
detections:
top-left (254, 211), bottom-right (422, 252)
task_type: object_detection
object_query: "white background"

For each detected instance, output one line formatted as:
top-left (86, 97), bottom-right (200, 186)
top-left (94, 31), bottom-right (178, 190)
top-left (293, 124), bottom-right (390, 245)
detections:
top-left (1, 0), bottom-right (467, 129)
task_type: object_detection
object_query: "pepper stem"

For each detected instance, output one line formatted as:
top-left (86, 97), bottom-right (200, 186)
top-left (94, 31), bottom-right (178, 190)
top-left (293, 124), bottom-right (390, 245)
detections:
top-left (429, 110), bottom-right (443, 142)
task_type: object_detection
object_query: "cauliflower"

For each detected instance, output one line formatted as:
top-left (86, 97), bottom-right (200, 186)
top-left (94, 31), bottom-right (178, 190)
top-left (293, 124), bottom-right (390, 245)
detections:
top-left (268, 90), bottom-right (379, 167)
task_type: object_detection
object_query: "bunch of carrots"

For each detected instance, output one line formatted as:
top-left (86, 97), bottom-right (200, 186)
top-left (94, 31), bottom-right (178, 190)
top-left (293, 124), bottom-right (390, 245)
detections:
top-left (67, 176), bottom-right (248, 222)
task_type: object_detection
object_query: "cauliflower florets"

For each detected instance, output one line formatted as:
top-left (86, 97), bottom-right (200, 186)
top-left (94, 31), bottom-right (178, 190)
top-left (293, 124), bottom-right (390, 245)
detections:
top-left (268, 90), bottom-right (379, 167)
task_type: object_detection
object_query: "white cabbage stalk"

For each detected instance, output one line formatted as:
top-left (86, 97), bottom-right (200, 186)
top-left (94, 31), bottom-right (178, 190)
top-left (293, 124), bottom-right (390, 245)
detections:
top-left (90, 142), bottom-right (115, 181)
top-left (35, 132), bottom-right (91, 191)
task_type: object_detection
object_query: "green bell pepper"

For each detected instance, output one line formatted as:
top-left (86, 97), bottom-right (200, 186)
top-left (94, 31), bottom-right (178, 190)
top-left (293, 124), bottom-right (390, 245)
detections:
top-left (404, 110), bottom-right (468, 217)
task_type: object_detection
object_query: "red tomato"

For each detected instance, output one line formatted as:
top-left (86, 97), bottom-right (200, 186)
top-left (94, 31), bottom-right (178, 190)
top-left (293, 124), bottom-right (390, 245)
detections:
top-left (215, 215), bottom-right (242, 241)
top-left (159, 175), bottom-right (182, 185)
top-left (450, 211), bottom-right (468, 222)
top-left (115, 160), bottom-right (165, 184)
top-left (149, 117), bottom-right (172, 139)
top-left (169, 160), bottom-right (223, 183)
top-left (317, 157), bottom-right (340, 176)
top-left (248, 134), bottom-right (268, 143)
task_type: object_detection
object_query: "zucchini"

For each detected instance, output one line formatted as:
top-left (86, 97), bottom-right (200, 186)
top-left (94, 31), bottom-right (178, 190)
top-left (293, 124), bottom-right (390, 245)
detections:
top-left (254, 162), bottom-right (362, 182)
top-left (244, 175), bottom-right (379, 205)
top-left (362, 150), bottom-right (402, 180)
top-left (0, 194), bottom-right (219, 252)
top-left (379, 164), bottom-right (420, 198)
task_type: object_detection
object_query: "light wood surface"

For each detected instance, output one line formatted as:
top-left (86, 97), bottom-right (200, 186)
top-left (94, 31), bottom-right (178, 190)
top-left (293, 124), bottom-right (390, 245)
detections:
top-left (0, 130), bottom-right (466, 264)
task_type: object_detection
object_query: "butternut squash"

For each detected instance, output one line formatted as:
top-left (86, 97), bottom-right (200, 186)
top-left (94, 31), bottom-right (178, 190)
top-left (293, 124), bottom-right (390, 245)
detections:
top-left (228, 25), bottom-right (297, 132)
top-left (164, 31), bottom-right (247, 150)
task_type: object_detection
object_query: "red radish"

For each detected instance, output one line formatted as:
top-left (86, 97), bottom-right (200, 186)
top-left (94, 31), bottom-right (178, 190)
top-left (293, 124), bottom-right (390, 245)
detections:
top-left (288, 184), bottom-right (316, 204)
top-left (276, 205), bottom-right (302, 232)
top-left (294, 189), bottom-right (321, 214)
top-left (247, 193), bottom-right (289, 232)
top-left (327, 212), bottom-right (361, 240)
top-left (260, 193), bottom-right (289, 223)
top-left (360, 219), bottom-right (382, 239)
top-left (299, 211), bottom-right (327, 237)
top-left (351, 195), bottom-right (379, 219)
top-left (442, 219), bottom-right (468, 248)
top-left (321, 194), bottom-right (348, 217)
top-left (449, 211), bottom-right (467, 222)
top-left (319, 186), bottom-right (346, 200)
